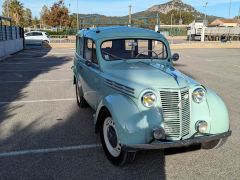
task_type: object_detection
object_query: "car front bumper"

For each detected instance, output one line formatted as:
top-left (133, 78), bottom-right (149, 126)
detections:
top-left (122, 131), bottom-right (232, 151)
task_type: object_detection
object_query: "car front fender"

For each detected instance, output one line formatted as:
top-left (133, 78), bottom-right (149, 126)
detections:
top-left (95, 94), bottom-right (163, 145)
top-left (206, 89), bottom-right (230, 134)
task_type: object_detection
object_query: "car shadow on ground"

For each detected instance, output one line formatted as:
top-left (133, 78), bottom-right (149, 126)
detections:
top-left (0, 47), bottom-right (202, 180)
top-left (0, 46), bottom-right (72, 124)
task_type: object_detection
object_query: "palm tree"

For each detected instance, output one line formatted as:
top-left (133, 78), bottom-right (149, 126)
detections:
top-left (3, 0), bottom-right (24, 26)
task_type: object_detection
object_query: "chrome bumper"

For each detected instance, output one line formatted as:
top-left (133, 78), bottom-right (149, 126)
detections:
top-left (122, 131), bottom-right (232, 151)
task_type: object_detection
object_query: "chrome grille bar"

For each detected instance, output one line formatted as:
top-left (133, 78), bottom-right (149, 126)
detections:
top-left (160, 89), bottom-right (190, 139)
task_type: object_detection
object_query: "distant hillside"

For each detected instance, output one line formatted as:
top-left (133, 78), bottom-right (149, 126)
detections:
top-left (76, 0), bottom-right (220, 27)
top-left (147, 0), bottom-right (197, 14)
top-left (137, 0), bottom-right (219, 23)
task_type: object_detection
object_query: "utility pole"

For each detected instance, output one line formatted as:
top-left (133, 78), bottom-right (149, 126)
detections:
top-left (77, 0), bottom-right (79, 30)
top-left (203, 2), bottom-right (208, 26)
top-left (229, 0), bottom-right (232, 18)
top-left (238, 7), bottom-right (240, 21)
top-left (171, 13), bottom-right (174, 44)
top-left (128, 5), bottom-right (132, 26)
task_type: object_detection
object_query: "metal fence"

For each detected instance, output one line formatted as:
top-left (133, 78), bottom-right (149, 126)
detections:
top-left (49, 35), bottom-right (76, 43)
top-left (0, 25), bottom-right (24, 41)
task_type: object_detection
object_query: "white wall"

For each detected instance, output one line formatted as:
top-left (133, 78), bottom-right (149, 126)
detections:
top-left (0, 39), bottom-right (23, 59)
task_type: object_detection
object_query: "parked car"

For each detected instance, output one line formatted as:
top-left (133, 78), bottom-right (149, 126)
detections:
top-left (24, 31), bottom-right (50, 44)
top-left (72, 26), bottom-right (231, 166)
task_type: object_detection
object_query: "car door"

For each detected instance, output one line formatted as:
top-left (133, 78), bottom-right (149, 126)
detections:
top-left (76, 38), bottom-right (101, 110)
top-left (24, 32), bottom-right (33, 40)
top-left (34, 32), bottom-right (44, 41)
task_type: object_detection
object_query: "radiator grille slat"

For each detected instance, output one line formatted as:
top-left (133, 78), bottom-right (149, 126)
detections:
top-left (160, 89), bottom-right (190, 139)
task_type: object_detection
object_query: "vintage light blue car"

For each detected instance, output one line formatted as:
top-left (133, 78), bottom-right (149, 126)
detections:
top-left (72, 26), bottom-right (231, 166)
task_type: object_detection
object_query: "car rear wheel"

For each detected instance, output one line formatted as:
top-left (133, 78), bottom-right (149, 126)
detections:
top-left (75, 81), bottom-right (89, 108)
top-left (100, 116), bottom-right (136, 166)
top-left (42, 40), bottom-right (49, 44)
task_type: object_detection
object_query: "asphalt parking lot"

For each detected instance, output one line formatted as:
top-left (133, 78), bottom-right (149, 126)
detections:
top-left (0, 47), bottom-right (239, 180)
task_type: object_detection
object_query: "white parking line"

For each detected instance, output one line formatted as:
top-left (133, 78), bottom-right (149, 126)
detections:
top-left (0, 79), bottom-right (72, 83)
top-left (0, 98), bottom-right (75, 104)
top-left (234, 65), bottom-right (240, 68)
top-left (0, 68), bottom-right (71, 72)
top-left (2, 61), bottom-right (71, 65)
top-left (0, 144), bottom-right (101, 158)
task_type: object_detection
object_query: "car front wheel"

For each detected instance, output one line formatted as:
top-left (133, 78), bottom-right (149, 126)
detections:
top-left (75, 80), bottom-right (88, 108)
top-left (100, 116), bottom-right (136, 166)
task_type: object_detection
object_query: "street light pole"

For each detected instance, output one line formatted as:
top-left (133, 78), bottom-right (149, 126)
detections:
top-left (77, 0), bottom-right (79, 30)
top-left (128, 5), bottom-right (132, 26)
top-left (203, 2), bottom-right (208, 25)
top-left (229, 0), bottom-right (232, 18)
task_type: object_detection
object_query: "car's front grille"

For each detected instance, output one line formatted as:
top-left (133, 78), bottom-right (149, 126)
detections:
top-left (160, 89), bottom-right (190, 139)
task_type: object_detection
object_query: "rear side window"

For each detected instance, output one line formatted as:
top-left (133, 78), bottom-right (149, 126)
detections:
top-left (84, 39), bottom-right (98, 64)
top-left (32, 32), bottom-right (43, 36)
top-left (76, 36), bottom-right (84, 56)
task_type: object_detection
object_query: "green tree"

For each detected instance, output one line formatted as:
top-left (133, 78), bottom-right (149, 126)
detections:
top-left (32, 16), bottom-right (40, 28)
top-left (40, 5), bottom-right (50, 28)
top-left (23, 8), bottom-right (32, 27)
top-left (45, 0), bottom-right (70, 28)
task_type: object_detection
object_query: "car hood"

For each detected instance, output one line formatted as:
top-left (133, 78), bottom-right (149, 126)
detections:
top-left (105, 61), bottom-right (199, 89)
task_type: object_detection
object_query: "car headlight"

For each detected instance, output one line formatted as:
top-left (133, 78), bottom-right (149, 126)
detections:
top-left (142, 92), bottom-right (157, 108)
top-left (192, 88), bottom-right (206, 103)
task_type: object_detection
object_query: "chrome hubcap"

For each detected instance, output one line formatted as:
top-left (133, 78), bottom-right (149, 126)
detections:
top-left (103, 117), bottom-right (121, 157)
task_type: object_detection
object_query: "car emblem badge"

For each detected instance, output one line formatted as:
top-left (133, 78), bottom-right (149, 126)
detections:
top-left (178, 94), bottom-right (189, 109)
top-left (178, 101), bottom-right (183, 109)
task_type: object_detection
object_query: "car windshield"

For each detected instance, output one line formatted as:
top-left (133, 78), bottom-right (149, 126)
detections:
top-left (101, 39), bottom-right (168, 61)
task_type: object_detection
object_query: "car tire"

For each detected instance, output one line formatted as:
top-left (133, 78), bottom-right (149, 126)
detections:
top-left (100, 115), bottom-right (136, 166)
top-left (75, 81), bottom-right (89, 108)
top-left (43, 40), bottom-right (49, 44)
top-left (201, 138), bottom-right (227, 150)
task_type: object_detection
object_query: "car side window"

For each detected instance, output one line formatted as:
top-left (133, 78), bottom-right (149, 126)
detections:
top-left (32, 32), bottom-right (42, 36)
top-left (84, 38), bottom-right (98, 65)
top-left (26, 32), bottom-right (33, 36)
top-left (76, 36), bottom-right (84, 56)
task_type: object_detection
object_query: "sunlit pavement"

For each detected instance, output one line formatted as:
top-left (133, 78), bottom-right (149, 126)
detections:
top-left (0, 47), bottom-right (239, 179)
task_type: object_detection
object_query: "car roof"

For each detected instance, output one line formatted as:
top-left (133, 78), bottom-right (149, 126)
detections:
top-left (26, 31), bottom-right (45, 34)
top-left (77, 26), bottom-right (166, 41)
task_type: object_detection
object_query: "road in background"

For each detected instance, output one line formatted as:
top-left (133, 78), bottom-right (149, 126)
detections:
top-left (0, 47), bottom-right (239, 179)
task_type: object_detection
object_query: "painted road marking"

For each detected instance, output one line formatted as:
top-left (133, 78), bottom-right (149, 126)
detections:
top-left (234, 65), bottom-right (240, 68)
top-left (0, 79), bottom-right (72, 84)
top-left (2, 61), bottom-right (72, 65)
top-left (0, 68), bottom-right (71, 72)
top-left (0, 144), bottom-right (101, 158)
top-left (0, 98), bottom-right (75, 104)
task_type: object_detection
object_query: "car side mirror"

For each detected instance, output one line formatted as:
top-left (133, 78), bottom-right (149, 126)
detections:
top-left (85, 60), bottom-right (92, 66)
top-left (172, 53), bottom-right (179, 61)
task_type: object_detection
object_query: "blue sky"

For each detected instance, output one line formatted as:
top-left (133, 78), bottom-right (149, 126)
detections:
top-left (0, 0), bottom-right (240, 18)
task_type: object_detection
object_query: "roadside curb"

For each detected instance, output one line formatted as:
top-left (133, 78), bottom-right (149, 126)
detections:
top-left (171, 42), bottom-right (240, 49)
top-left (49, 42), bottom-right (240, 49)
top-left (0, 55), bottom-right (11, 62)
